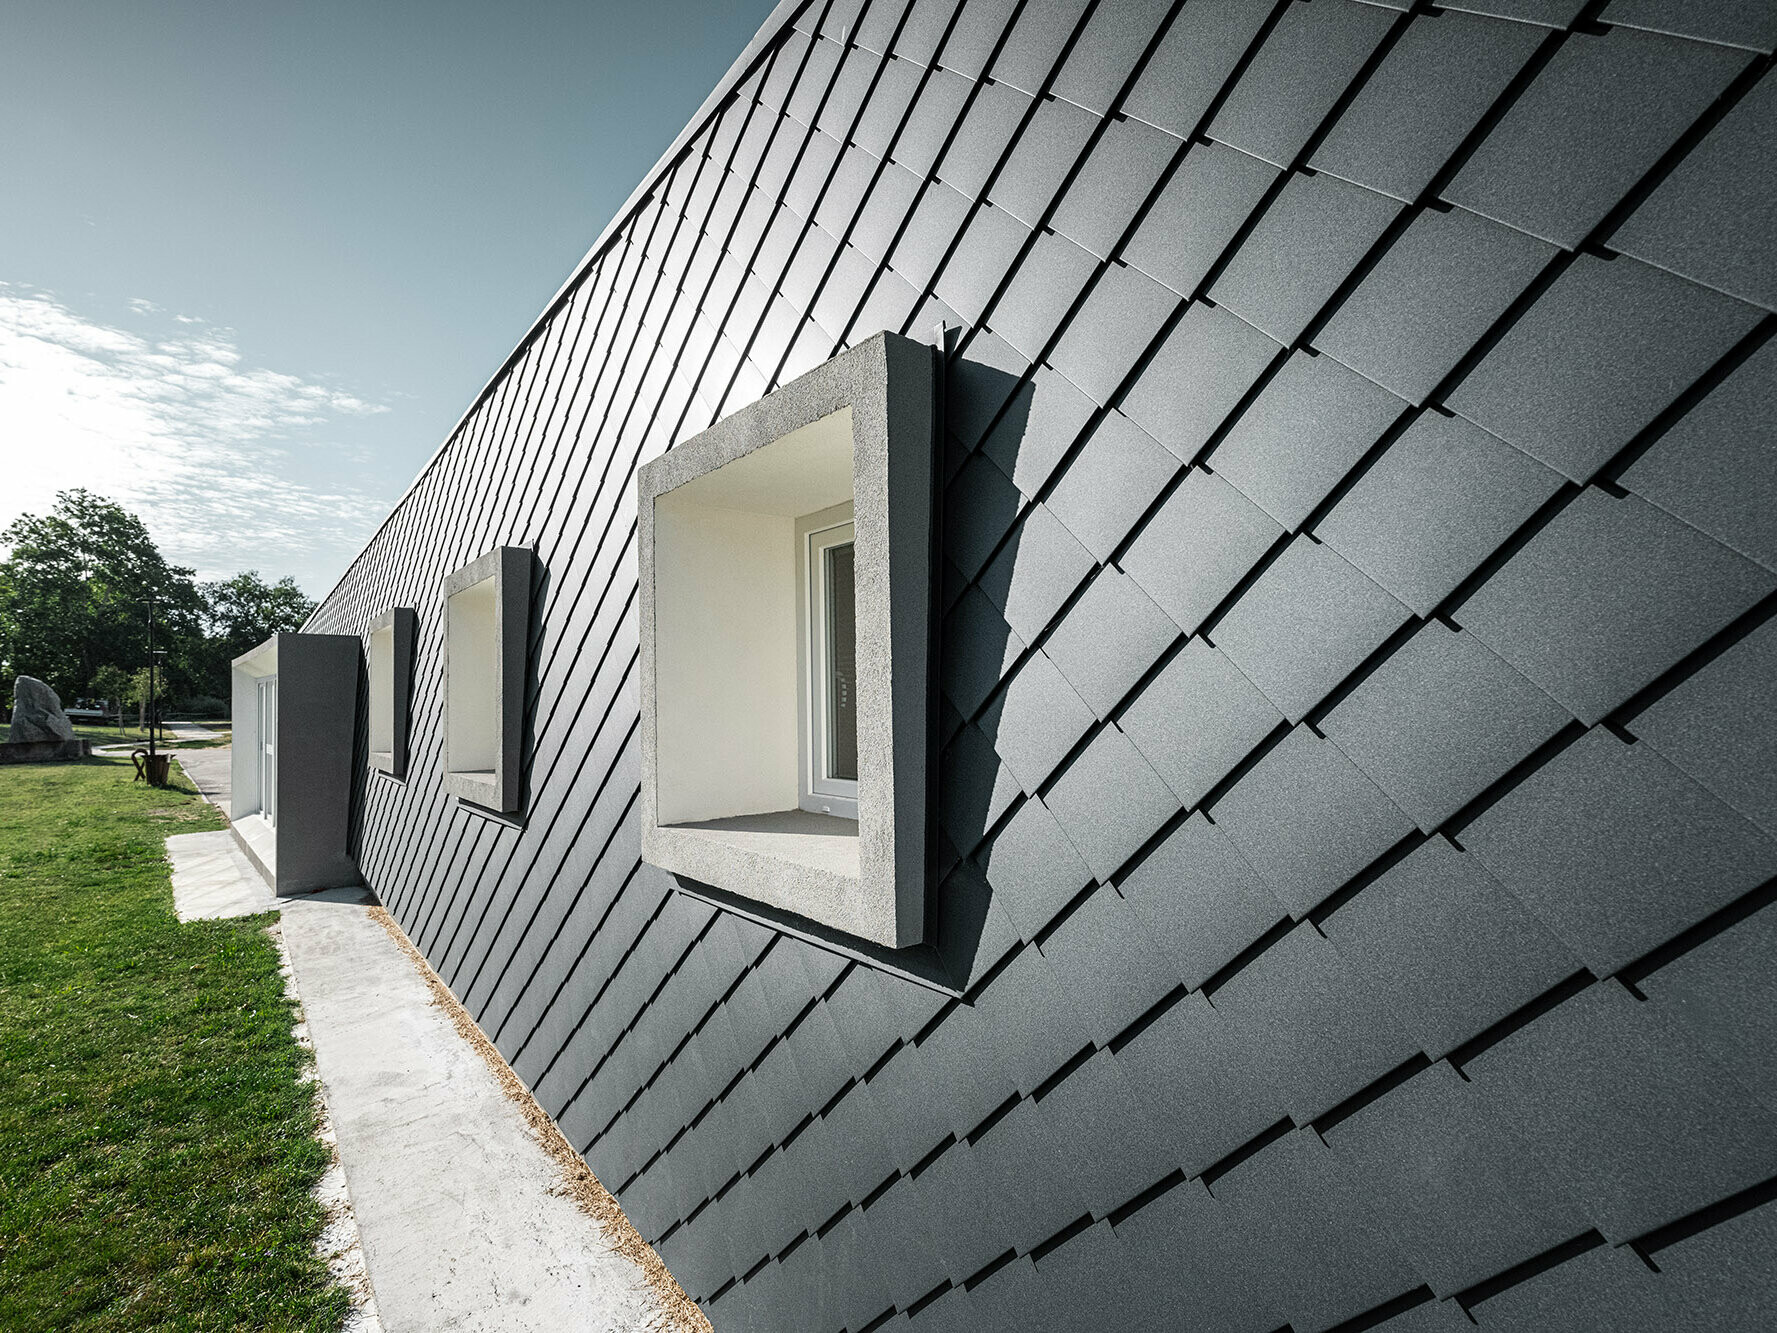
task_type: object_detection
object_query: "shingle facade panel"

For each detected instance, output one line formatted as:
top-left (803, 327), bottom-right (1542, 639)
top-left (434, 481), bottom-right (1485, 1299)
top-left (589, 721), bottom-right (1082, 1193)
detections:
top-left (1465, 981), bottom-right (1777, 1243)
top-left (303, 4), bottom-right (1777, 1324)
top-left (1209, 170), bottom-right (1402, 346)
top-left (1314, 204), bottom-right (1556, 405)
top-left (1618, 336), bottom-right (1777, 572)
top-left (1313, 409), bottom-right (1563, 617)
top-left (1310, 10), bottom-right (1543, 203)
top-left (1627, 615), bottom-right (1777, 837)
top-left (1210, 534), bottom-right (1413, 723)
top-left (1445, 253), bottom-right (1762, 484)
top-left (1320, 619), bottom-right (1573, 830)
top-left (1120, 635), bottom-right (1283, 809)
top-left (1323, 1060), bottom-right (1591, 1296)
top-left (1461, 726), bottom-right (1777, 977)
top-left (1118, 809), bottom-right (1287, 992)
top-left (1121, 465), bottom-right (1284, 634)
top-left (1208, 346), bottom-right (1407, 531)
top-left (1123, 139), bottom-right (1279, 298)
top-left (1454, 487), bottom-right (1776, 725)
top-left (1204, 0), bottom-right (1397, 170)
top-left (1443, 27), bottom-right (1749, 249)
top-left (1319, 834), bottom-right (1579, 1060)
top-left (1608, 68), bottom-right (1777, 312)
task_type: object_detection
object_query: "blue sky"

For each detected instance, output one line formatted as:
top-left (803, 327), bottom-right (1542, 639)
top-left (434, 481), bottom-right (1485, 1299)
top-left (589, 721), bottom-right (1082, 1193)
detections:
top-left (0, 0), bottom-right (777, 596)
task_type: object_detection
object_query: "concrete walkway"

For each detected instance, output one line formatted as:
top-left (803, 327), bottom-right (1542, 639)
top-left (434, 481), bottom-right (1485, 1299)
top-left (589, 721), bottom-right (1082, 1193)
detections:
top-left (281, 892), bottom-right (663, 1332)
top-left (166, 830), bottom-right (277, 920)
top-left (177, 747), bottom-right (232, 817)
top-left (92, 722), bottom-right (222, 755)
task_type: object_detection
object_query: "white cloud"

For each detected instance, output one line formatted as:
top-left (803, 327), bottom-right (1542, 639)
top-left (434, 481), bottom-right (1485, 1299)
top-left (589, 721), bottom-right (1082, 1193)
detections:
top-left (0, 283), bottom-right (392, 589)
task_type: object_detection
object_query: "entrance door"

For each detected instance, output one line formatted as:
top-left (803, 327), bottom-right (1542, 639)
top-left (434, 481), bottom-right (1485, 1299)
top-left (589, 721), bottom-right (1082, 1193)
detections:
top-left (257, 676), bottom-right (278, 826)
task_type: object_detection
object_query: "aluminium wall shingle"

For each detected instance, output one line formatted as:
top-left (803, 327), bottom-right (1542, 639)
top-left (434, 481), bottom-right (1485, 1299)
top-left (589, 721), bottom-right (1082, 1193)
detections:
top-left (1461, 726), bottom-right (1777, 976)
top-left (1318, 834), bottom-right (1579, 1060)
top-left (1443, 26), bottom-right (1750, 249)
top-left (1454, 486), bottom-right (1775, 725)
top-left (1207, 345), bottom-right (1407, 531)
top-left (303, 2), bottom-right (1777, 1326)
top-left (1445, 252), bottom-right (1762, 484)
top-left (1309, 9), bottom-right (1544, 203)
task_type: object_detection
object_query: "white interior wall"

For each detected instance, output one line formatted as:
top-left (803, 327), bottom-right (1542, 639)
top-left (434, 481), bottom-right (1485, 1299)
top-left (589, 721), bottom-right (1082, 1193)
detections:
top-left (369, 625), bottom-right (394, 755)
top-left (655, 499), bottom-right (800, 824)
top-left (230, 637), bottom-right (277, 820)
top-left (447, 578), bottom-right (498, 774)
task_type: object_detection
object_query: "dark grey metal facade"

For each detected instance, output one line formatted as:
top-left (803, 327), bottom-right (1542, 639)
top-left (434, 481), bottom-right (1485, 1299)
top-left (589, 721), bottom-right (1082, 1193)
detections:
top-left (306, 1), bottom-right (1777, 1327)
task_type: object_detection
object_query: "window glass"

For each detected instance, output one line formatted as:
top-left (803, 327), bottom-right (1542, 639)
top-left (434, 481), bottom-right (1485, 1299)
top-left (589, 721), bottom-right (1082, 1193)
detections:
top-left (825, 541), bottom-right (858, 782)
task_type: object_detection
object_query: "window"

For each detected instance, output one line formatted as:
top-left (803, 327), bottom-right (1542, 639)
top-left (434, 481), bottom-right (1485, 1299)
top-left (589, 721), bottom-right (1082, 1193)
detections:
top-left (368, 607), bottom-right (415, 777)
top-left (801, 507), bottom-right (858, 818)
top-left (637, 331), bottom-right (937, 949)
top-left (442, 546), bottom-right (532, 814)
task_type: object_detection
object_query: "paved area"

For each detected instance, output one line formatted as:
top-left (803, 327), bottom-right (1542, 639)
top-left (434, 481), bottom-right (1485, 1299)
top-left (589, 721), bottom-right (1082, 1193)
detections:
top-left (166, 829), bottom-right (278, 920)
top-left (176, 747), bottom-right (232, 816)
top-left (92, 722), bottom-right (222, 754)
top-left (280, 891), bottom-right (663, 1332)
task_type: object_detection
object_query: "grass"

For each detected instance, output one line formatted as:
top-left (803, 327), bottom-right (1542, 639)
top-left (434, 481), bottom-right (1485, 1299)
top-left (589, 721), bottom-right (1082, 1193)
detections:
top-left (0, 758), bottom-right (347, 1331)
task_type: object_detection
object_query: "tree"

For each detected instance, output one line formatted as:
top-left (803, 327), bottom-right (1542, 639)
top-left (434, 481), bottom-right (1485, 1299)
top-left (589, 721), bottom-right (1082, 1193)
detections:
top-left (90, 664), bottom-right (131, 732)
top-left (201, 571), bottom-right (316, 651)
top-left (192, 572), bottom-right (316, 697)
top-left (0, 490), bottom-right (203, 700)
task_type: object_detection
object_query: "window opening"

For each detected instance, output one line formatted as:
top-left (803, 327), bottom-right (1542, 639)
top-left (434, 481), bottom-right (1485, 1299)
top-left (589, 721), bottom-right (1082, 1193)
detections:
top-left (804, 514), bottom-right (858, 818)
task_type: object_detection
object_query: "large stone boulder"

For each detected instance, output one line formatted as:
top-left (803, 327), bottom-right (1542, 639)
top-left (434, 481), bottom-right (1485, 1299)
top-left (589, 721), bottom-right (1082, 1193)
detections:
top-left (8, 676), bottom-right (76, 743)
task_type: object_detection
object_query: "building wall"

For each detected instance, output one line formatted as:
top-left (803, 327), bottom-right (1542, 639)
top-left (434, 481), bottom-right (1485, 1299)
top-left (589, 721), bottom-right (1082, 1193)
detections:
top-left (306, 2), bottom-right (1777, 1328)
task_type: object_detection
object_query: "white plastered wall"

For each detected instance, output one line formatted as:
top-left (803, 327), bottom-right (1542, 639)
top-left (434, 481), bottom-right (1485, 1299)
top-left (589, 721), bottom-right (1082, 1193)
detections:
top-left (447, 577), bottom-right (499, 775)
top-left (369, 624), bottom-right (394, 757)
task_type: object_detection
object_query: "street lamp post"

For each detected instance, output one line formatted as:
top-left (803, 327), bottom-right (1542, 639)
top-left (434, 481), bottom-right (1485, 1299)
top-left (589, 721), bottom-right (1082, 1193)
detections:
top-left (146, 593), bottom-right (157, 760)
top-left (138, 593), bottom-right (170, 783)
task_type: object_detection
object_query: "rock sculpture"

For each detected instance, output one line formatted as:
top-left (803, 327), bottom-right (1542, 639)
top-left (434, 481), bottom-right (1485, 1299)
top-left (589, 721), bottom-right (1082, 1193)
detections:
top-left (8, 676), bottom-right (76, 743)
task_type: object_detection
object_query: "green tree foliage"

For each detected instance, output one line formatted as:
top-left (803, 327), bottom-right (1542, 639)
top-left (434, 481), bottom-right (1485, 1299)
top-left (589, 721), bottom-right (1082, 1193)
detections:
top-left (195, 570), bottom-right (317, 685)
top-left (0, 491), bottom-right (315, 708)
top-left (0, 490), bottom-right (202, 701)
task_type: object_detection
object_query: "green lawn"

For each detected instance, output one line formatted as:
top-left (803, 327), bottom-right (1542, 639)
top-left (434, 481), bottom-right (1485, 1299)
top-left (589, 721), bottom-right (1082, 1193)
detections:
top-left (0, 758), bottom-right (347, 1331)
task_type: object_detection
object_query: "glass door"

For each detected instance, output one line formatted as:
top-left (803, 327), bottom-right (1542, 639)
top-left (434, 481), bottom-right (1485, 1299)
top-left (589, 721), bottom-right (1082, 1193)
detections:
top-left (258, 676), bottom-right (277, 826)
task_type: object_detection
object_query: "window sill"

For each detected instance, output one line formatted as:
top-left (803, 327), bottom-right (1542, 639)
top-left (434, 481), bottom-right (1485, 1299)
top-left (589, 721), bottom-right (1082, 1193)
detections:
top-left (644, 809), bottom-right (907, 945)
top-left (444, 770), bottom-right (499, 806)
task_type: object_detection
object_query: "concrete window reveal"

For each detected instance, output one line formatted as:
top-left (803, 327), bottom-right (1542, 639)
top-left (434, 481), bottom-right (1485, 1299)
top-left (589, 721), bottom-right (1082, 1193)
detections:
top-left (368, 607), bottom-right (416, 778)
top-left (637, 331), bottom-right (937, 949)
top-left (442, 547), bottom-right (533, 815)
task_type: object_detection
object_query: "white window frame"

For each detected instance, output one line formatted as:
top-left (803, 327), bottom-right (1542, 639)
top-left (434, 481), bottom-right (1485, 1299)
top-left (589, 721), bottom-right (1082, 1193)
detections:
top-left (800, 504), bottom-right (858, 819)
